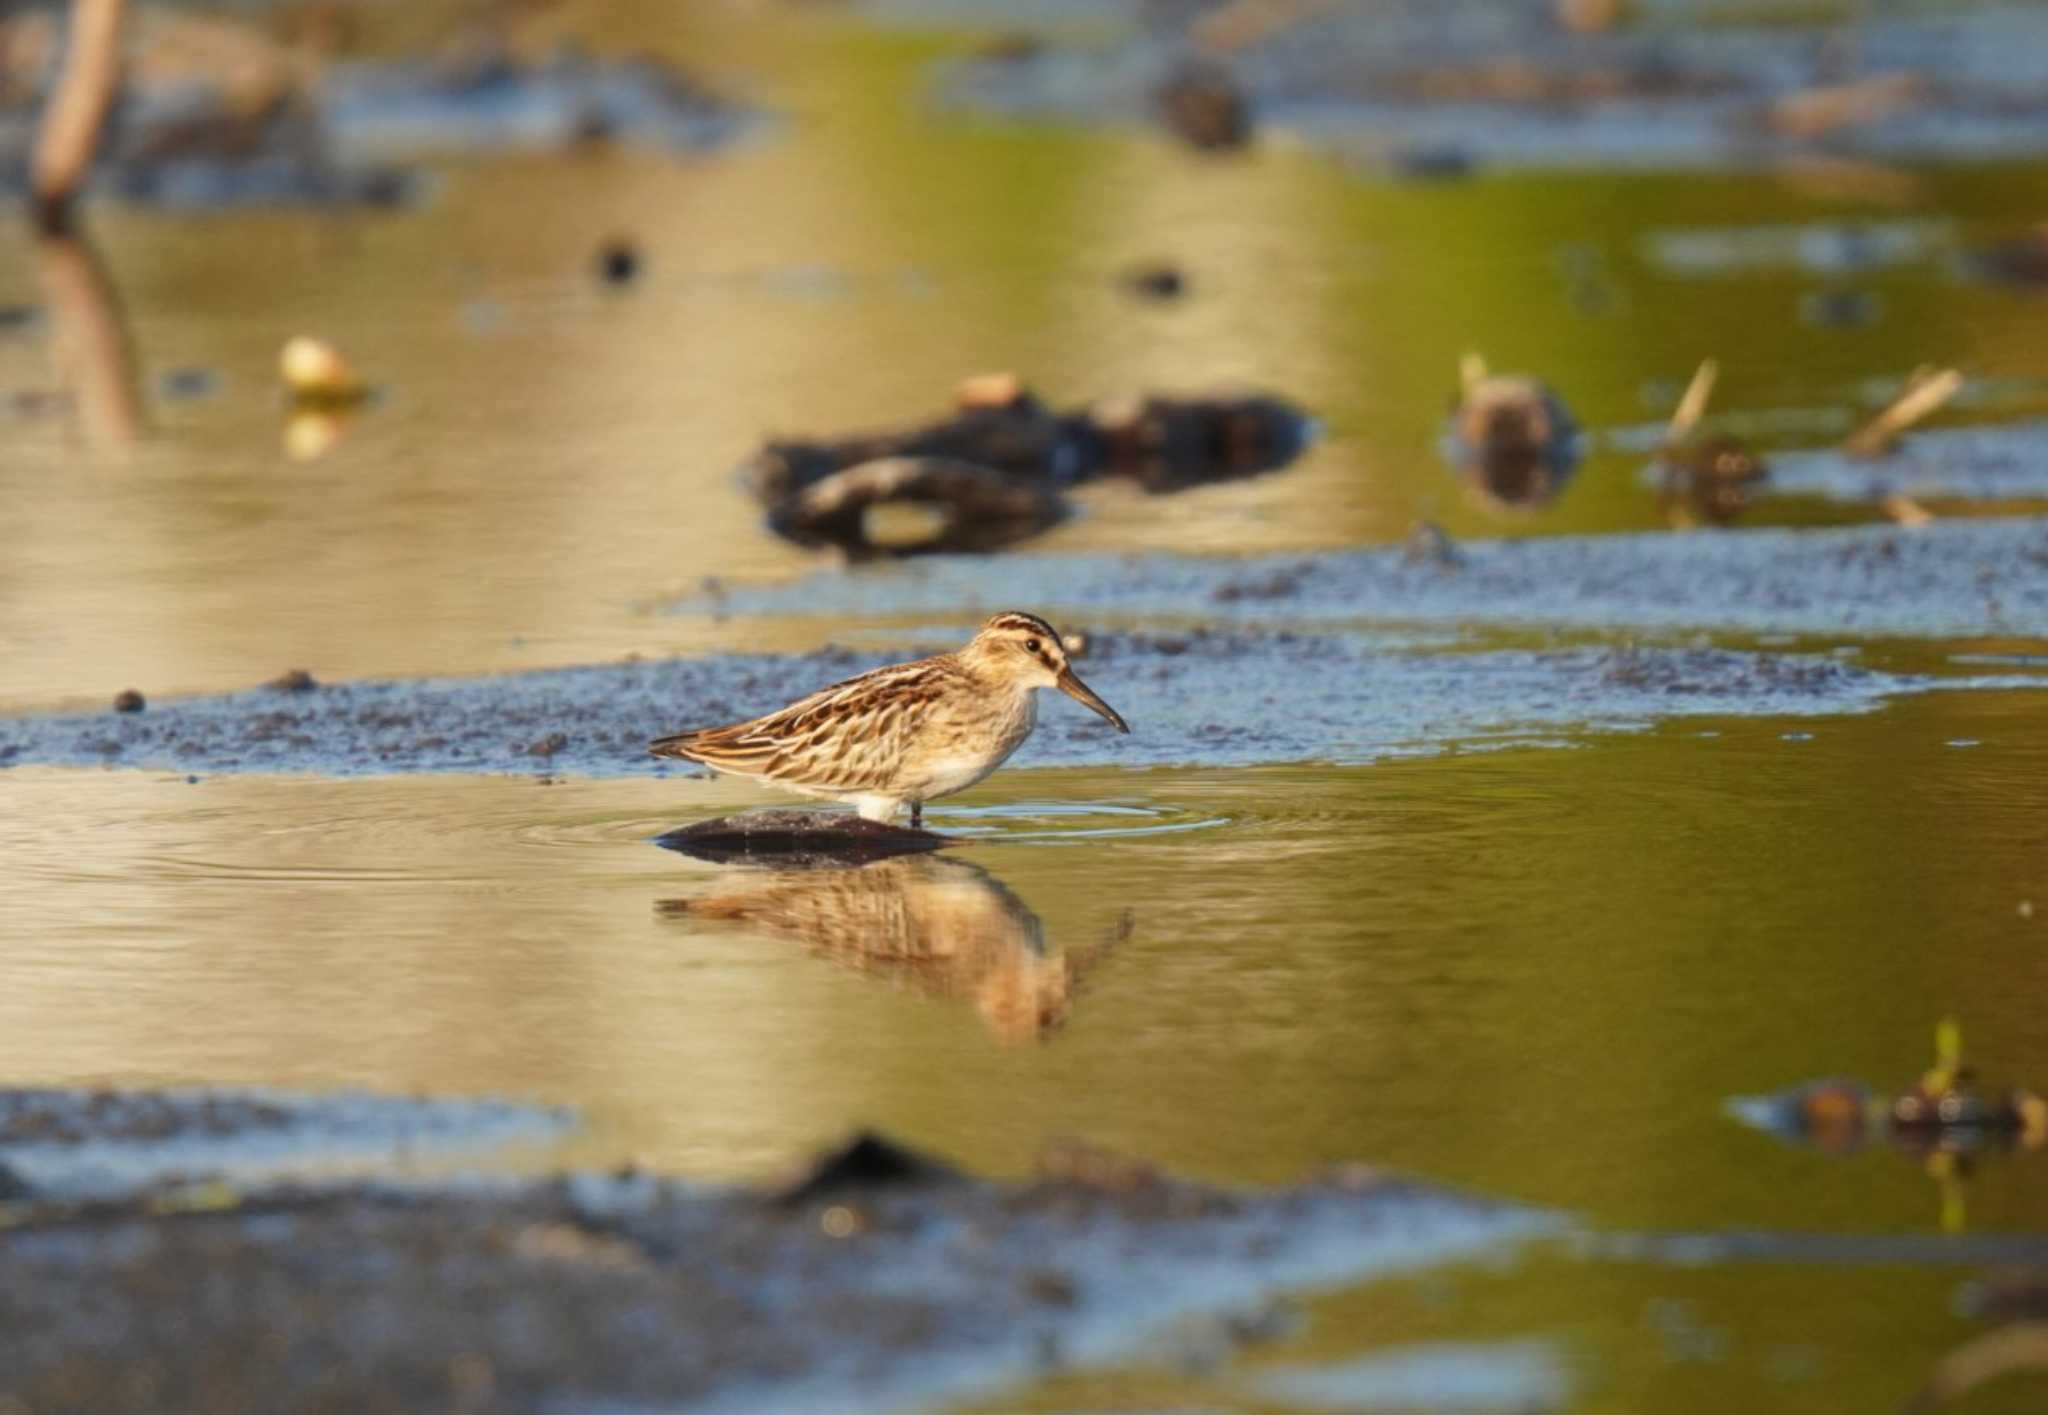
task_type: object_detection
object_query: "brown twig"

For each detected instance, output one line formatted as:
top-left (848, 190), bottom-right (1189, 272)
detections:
top-left (30, 0), bottom-right (128, 235)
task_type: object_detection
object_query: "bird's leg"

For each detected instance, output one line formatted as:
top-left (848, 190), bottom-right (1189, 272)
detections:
top-left (910, 801), bottom-right (923, 829)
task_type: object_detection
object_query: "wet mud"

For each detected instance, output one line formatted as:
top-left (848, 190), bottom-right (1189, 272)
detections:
top-left (0, 630), bottom-right (1999, 779)
top-left (1769, 420), bottom-right (2048, 507)
top-left (0, 1087), bottom-right (571, 1203)
top-left (691, 515), bottom-right (2048, 641)
top-left (929, 0), bottom-right (2048, 170)
top-left (0, 1129), bottom-right (1550, 1414)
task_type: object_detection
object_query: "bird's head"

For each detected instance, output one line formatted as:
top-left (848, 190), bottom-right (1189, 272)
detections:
top-left (965, 611), bottom-right (1129, 733)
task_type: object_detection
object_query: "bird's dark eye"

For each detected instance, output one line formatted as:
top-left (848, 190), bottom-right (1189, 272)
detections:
top-left (1024, 638), bottom-right (1040, 652)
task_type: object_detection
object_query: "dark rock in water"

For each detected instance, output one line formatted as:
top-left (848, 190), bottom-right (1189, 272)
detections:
top-left (265, 668), bottom-right (319, 693)
top-left (1155, 61), bottom-right (1250, 150)
top-left (112, 689), bottom-right (146, 714)
top-left (1085, 390), bottom-right (1313, 492)
top-left (1443, 373), bottom-right (1582, 514)
top-left (654, 810), bottom-right (947, 866)
top-left (1655, 435), bottom-right (1770, 527)
top-left (744, 387), bottom-right (1097, 506)
top-left (773, 1131), bottom-right (961, 1208)
top-left (767, 456), bottom-right (1066, 558)
top-left (1119, 261), bottom-right (1187, 299)
top-left (744, 382), bottom-right (1314, 523)
top-left (596, 237), bottom-right (641, 286)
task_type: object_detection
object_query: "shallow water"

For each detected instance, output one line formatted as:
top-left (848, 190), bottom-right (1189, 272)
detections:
top-left (6, 3), bottom-right (2048, 1410)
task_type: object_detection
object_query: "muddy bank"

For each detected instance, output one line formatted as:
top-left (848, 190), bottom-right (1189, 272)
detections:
top-left (0, 631), bottom-right (1995, 778)
top-left (693, 516), bottom-right (2048, 642)
top-left (0, 1131), bottom-right (1551, 1414)
top-left (927, 0), bottom-right (2048, 170)
top-left (0, 1087), bottom-right (571, 1202)
top-left (1767, 420), bottom-right (2048, 507)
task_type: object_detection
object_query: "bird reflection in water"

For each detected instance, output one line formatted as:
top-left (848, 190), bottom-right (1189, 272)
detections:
top-left (658, 856), bottom-right (1130, 1044)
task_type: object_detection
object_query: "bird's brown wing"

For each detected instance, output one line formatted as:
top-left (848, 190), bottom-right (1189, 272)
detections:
top-left (649, 656), bottom-right (960, 793)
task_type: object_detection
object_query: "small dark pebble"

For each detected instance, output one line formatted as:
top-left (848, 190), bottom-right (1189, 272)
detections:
top-left (265, 669), bottom-right (319, 693)
top-left (1799, 289), bottom-right (1880, 328)
top-left (156, 367), bottom-right (220, 401)
top-left (596, 239), bottom-right (641, 287)
top-left (1120, 262), bottom-right (1187, 299)
top-left (112, 689), bottom-right (146, 713)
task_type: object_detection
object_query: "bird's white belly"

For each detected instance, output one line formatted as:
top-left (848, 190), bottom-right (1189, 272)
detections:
top-left (910, 695), bottom-right (1036, 802)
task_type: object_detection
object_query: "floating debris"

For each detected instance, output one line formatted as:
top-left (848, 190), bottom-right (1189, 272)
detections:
top-left (1730, 1022), bottom-right (2047, 1232)
top-left (1734, 1024), bottom-right (2043, 1165)
top-left (1843, 365), bottom-right (1963, 458)
top-left (660, 855), bottom-right (1128, 1042)
top-left (653, 810), bottom-right (945, 866)
top-left (1442, 352), bottom-right (1583, 514)
top-left (111, 689), bottom-right (145, 714)
top-left (278, 337), bottom-right (366, 406)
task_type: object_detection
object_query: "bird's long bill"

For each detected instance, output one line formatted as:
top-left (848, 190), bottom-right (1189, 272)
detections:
top-left (1056, 667), bottom-right (1130, 733)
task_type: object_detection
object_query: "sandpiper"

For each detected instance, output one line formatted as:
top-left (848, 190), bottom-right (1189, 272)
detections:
top-left (649, 611), bottom-right (1129, 826)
